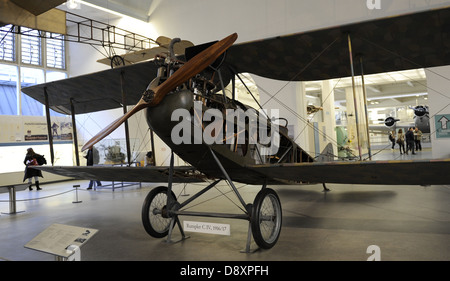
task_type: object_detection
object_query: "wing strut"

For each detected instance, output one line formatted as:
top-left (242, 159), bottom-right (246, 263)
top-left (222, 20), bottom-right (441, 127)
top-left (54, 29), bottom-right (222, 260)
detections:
top-left (43, 87), bottom-right (54, 166)
top-left (208, 147), bottom-right (248, 211)
top-left (359, 56), bottom-right (372, 160)
top-left (347, 34), bottom-right (363, 161)
top-left (70, 98), bottom-right (80, 166)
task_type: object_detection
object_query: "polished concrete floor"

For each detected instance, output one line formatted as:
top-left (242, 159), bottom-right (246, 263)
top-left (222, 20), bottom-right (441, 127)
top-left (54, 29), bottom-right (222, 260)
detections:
top-left (1, 147), bottom-right (449, 261)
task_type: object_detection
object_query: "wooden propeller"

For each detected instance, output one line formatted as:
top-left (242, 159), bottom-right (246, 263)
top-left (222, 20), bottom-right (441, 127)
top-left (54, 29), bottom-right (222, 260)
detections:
top-left (81, 33), bottom-right (238, 151)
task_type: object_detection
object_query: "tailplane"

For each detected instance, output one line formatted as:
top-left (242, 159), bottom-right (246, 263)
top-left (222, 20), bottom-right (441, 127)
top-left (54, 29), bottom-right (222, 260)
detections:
top-left (317, 143), bottom-right (334, 162)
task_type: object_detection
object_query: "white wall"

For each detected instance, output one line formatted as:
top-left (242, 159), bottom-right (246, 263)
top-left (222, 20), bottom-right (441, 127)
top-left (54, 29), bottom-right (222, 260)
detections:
top-left (425, 66), bottom-right (450, 159)
top-left (251, 75), bottom-right (312, 149)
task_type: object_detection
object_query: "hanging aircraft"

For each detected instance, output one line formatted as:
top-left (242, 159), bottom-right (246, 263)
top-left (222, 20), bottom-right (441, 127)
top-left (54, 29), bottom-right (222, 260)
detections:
top-left (411, 105), bottom-right (430, 134)
top-left (22, 7), bottom-right (450, 251)
top-left (306, 105), bottom-right (323, 115)
top-left (369, 105), bottom-right (430, 134)
top-left (96, 36), bottom-right (194, 68)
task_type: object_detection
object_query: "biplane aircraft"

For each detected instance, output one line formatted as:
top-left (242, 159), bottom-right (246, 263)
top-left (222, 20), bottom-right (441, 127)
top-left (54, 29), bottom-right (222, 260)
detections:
top-left (22, 7), bottom-right (450, 250)
top-left (96, 35), bottom-right (194, 68)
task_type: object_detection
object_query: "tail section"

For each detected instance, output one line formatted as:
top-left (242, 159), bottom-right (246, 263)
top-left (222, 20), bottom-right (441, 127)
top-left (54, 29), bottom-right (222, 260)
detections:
top-left (317, 143), bottom-right (334, 162)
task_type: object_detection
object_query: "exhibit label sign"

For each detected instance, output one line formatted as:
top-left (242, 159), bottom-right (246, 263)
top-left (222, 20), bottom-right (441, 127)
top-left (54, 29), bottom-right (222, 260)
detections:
top-left (435, 114), bottom-right (450, 139)
top-left (183, 221), bottom-right (230, 236)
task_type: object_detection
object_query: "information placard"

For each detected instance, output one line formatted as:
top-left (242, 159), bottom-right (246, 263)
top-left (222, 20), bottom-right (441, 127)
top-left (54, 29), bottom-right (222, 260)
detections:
top-left (24, 223), bottom-right (98, 258)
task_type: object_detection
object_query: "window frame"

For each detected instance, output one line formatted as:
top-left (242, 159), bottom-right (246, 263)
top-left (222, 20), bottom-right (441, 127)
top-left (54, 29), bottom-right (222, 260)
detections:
top-left (0, 25), bottom-right (16, 62)
top-left (46, 32), bottom-right (66, 70)
top-left (20, 27), bottom-right (43, 66)
top-left (0, 25), bottom-right (68, 117)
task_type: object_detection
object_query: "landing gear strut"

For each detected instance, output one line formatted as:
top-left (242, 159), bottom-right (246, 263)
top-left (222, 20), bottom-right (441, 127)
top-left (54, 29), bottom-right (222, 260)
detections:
top-left (140, 149), bottom-right (283, 251)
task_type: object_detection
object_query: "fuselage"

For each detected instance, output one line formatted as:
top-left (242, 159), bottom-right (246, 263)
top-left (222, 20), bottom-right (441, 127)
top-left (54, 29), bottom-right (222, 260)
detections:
top-left (145, 86), bottom-right (315, 185)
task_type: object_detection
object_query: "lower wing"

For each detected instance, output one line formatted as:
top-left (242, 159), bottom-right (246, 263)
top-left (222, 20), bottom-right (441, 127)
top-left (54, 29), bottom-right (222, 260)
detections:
top-left (35, 166), bottom-right (206, 183)
top-left (247, 159), bottom-right (450, 185)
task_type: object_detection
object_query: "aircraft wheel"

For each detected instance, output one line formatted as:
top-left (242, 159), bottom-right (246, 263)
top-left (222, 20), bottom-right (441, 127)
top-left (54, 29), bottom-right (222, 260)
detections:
top-left (110, 55), bottom-right (125, 68)
top-left (251, 188), bottom-right (282, 249)
top-left (141, 186), bottom-right (176, 238)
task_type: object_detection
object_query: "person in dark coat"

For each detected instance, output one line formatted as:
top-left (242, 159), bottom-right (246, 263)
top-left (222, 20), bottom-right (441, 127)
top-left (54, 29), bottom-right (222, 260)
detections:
top-left (389, 130), bottom-right (396, 149)
top-left (85, 147), bottom-right (101, 190)
top-left (405, 127), bottom-right (416, 155)
top-left (23, 148), bottom-right (43, 190)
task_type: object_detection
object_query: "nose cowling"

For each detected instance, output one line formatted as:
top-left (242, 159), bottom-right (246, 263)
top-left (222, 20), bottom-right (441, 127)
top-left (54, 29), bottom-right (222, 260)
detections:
top-left (145, 89), bottom-right (194, 137)
top-left (384, 117), bottom-right (397, 127)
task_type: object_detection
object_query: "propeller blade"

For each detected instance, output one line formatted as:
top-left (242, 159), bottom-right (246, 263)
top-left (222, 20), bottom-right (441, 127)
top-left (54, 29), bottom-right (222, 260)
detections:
top-left (81, 33), bottom-right (238, 151)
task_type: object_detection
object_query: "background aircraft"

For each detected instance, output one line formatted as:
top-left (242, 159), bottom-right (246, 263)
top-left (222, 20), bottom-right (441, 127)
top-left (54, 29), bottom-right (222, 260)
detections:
top-left (369, 105), bottom-right (430, 133)
top-left (96, 36), bottom-right (194, 68)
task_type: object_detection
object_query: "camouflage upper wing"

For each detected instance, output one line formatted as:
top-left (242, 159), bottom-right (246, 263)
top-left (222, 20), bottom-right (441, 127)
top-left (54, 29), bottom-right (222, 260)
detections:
top-left (246, 159), bottom-right (450, 186)
top-left (226, 7), bottom-right (450, 82)
top-left (35, 165), bottom-right (206, 183)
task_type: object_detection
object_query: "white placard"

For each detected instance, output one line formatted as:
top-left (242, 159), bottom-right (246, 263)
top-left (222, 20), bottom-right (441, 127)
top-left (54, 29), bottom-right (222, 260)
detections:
top-left (183, 221), bottom-right (230, 236)
top-left (24, 223), bottom-right (98, 258)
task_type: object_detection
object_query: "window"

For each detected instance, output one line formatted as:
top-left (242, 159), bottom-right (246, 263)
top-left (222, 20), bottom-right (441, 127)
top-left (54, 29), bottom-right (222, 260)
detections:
top-left (47, 33), bottom-right (65, 69)
top-left (1, 27), bottom-right (71, 173)
top-left (21, 67), bottom-right (44, 116)
top-left (0, 25), bottom-right (15, 62)
top-left (47, 70), bottom-right (67, 82)
top-left (21, 27), bottom-right (42, 66)
top-left (47, 70), bottom-right (68, 117)
top-left (0, 64), bottom-right (18, 115)
top-left (0, 26), bottom-right (67, 117)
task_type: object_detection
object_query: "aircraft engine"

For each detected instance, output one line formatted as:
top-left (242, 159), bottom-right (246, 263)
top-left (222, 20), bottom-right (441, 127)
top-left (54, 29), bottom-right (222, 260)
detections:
top-left (413, 105), bottom-right (428, 117)
top-left (384, 117), bottom-right (399, 128)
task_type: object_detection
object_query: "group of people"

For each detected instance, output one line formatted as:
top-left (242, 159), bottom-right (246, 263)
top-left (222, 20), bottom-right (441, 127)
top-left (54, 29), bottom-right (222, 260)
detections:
top-left (389, 127), bottom-right (423, 155)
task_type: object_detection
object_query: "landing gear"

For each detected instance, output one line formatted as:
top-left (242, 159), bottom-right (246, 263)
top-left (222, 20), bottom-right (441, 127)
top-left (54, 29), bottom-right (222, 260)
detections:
top-left (251, 188), bottom-right (282, 249)
top-left (140, 149), bottom-right (283, 251)
top-left (141, 186), bottom-right (177, 238)
top-left (110, 55), bottom-right (125, 69)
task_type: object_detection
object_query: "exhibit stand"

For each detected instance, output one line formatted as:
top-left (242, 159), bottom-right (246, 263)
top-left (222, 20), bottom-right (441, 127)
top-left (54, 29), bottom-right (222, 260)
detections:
top-left (0, 184), bottom-right (28, 215)
top-left (72, 184), bottom-right (82, 203)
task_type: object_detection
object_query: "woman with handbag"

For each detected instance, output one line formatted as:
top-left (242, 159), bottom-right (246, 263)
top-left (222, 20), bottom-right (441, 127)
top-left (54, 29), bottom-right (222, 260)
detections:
top-left (396, 129), bottom-right (406, 155)
top-left (23, 148), bottom-right (43, 190)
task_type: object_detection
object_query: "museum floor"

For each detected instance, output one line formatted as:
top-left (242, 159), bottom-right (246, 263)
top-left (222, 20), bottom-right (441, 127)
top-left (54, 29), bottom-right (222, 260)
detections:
top-left (1, 146), bottom-right (449, 261)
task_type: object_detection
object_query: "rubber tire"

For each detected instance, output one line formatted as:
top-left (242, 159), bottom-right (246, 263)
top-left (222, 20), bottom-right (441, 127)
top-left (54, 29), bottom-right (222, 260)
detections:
top-left (251, 188), bottom-right (282, 249)
top-left (110, 55), bottom-right (125, 69)
top-left (141, 186), bottom-right (176, 238)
